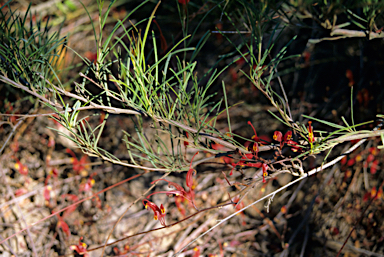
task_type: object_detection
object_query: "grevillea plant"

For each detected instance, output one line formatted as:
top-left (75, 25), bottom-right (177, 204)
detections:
top-left (1, 1), bottom-right (384, 257)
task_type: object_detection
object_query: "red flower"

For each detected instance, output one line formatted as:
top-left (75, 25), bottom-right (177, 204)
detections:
top-left (278, 131), bottom-right (294, 148)
top-left (70, 237), bottom-right (89, 257)
top-left (186, 152), bottom-right (199, 190)
top-left (142, 199), bottom-right (166, 226)
top-left (15, 188), bottom-right (28, 196)
top-left (283, 131), bottom-right (292, 141)
top-left (340, 156), bottom-right (347, 166)
top-left (286, 140), bottom-right (302, 153)
top-left (248, 121), bottom-right (260, 142)
top-left (148, 152), bottom-right (199, 208)
top-left (178, 0), bottom-right (190, 4)
top-left (57, 215), bottom-right (70, 237)
top-left (370, 160), bottom-right (379, 174)
top-left (229, 152), bottom-right (262, 176)
top-left (273, 131), bottom-right (283, 142)
top-left (228, 147), bottom-right (263, 175)
top-left (14, 158), bottom-right (28, 176)
top-left (211, 143), bottom-right (234, 164)
top-left (347, 158), bottom-right (355, 166)
top-left (193, 246), bottom-right (200, 257)
top-left (308, 121), bottom-right (314, 143)
top-left (346, 69), bottom-right (355, 87)
top-left (61, 194), bottom-right (79, 218)
top-left (184, 131), bottom-right (189, 147)
top-left (371, 187), bottom-right (377, 198)
top-left (44, 186), bottom-right (52, 202)
top-left (366, 154), bottom-right (375, 163)
top-left (175, 195), bottom-right (186, 216)
top-left (262, 163), bottom-right (268, 183)
top-left (148, 178), bottom-right (195, 206)
top-left (79, 174), bottom-right (95, 192)
top-left (66, 148), bottom-right (88, 175)
top-left (330, 227), bottom-right (340, 236)
top-left (251, 141), bottom-right (259, 157)
top-left (369, 147), bottom-right (378, 155)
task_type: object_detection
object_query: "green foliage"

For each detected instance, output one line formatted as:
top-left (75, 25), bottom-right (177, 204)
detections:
top-left (1, 0), bottom-right (383, 173)
top-left (0, 2), bottom-right (66, 94)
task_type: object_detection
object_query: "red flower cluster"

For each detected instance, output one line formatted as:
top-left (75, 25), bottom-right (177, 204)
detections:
top-left (13, 157), bottom-right (28, 176)
top-left (66, 148), bottom-right (89, 175)
top-left (341, 146), bottom-right (380, 174)
top-left (56, 214), bottom-right (70, 237)
top-left (226, 122), bottom-right (264, 176)
top-left (273, 130), bottom-right (294, 149)
top-left (226, 121), bottom-right (305, 183)
top-left (143, 152), bottom-right (200, 225)
top-left (142, 199), bottom-right (166, 226)
top-left (79, 173), bottom-right (95, 192)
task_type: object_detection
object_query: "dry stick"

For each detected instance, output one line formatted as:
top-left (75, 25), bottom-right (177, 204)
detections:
top-left (0, 76), bottom-right (62, 109)
top-left (0, 172), bottom-right (144, 246)
top-left (248, 203), bottom-right (282, 240)
top-left (130, 214), bottom-right (204, 255)
top-left (179, 211), bottom-right (220, 250)
top-left (2, 169), bottom-right (38, 257)
top-left (0, 172), bottom-right (84, 211)
top-left (275, 178), bottom-right (307, 221)
top-left (42, 76), bottom-right (142, 115)
top-left (0, 234), bottom-right (18, 257)
top-left (299, 224), bottom-right (310, 257)
top-left (322, 238), bottom-right (384, 257)
top-left (330, 28), bottom-right (384, 39)
top-left (0, 118), bottom-right (24, 155)
top-left (135, 221), bottom-right (194, 253)
top-left (85, 201), bottom-right (234, 253)
top-left (155, 117), bottom-right (278, 153)
top-left (0, 118), bottom-right (24, 256)
top-left (100, 172), bottom-right (170, 257)
top-left (173, 136), bottom-right (369, 256)
top-left (173, 214), bottom-right (202, 252)
top-left (310, 29), bottom-right (384, 44)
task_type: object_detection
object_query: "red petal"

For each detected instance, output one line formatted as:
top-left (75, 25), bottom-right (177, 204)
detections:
top-left (273, 131), bottom-right (283, 142)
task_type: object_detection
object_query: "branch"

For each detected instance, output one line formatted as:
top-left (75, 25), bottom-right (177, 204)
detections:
top-left (331, 28), bottom-right (384, 40)
top-left (173, 136), bottom-right (369, 256)
top-left (0, 75), bottom-right (61, 108)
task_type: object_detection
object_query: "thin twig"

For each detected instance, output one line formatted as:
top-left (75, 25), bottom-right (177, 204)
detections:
top-left (2, 168), bottom-right (38, 257)
top-left (0, 234), bottom-right (18, 257)
top-left (0, 118), bottom-right (24, 155)
top-left (0, 173), bottom-right (144, 246)
top-left (100, 171), bottom-right (167, 257)
top-left (156, 117), bottom-right (278, 153)
top-left (330, 28), bottom-right (384, 39)
top-left (0, 75), bottom-right (61, 108)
